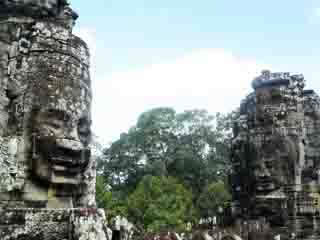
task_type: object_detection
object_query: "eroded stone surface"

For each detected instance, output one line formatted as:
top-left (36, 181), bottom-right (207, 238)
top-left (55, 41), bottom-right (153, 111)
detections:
top-left (0, 208), bottom-right (109, 240)
top-left (0, 0), bottom-right (92, 209)
top-left (231, 70), bottom-right (320, 239)
top-left (0, 1), bottom-right (109, 239)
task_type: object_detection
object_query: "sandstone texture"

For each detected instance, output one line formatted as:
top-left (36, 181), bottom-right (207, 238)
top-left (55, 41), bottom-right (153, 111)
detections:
top-left (0, 1), bottom-right (109, 239)
top-left (231, 70), bottom-right (320, 239)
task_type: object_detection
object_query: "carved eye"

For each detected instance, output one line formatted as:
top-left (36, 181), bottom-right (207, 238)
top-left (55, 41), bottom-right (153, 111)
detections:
top-left (50, 119), bottom-right (63, 129)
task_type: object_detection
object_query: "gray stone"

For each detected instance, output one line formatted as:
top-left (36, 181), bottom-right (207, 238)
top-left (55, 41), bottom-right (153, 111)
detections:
top-left (230, 70), bottom-right (320, 239)
top-left (0, 1), bottom-right (109, 239)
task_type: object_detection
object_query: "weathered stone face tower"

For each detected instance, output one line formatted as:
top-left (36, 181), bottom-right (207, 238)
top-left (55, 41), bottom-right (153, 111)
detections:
top-left (0, 1), bottom-right (108, 239)
top-left (231, 70), bottom-right (320, 239)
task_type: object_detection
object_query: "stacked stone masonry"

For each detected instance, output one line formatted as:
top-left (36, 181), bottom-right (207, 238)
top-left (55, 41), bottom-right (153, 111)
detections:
top-left (231, 70), bottom-right (320, 240)
top-left (0, 1), bottom-right (108, 239)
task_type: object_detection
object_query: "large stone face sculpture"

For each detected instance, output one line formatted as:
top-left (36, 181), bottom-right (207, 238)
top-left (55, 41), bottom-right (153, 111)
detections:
top-left (251, 134), bottom-right (296, 194)
top-left (0, 1), bottom-right (108, 239)
top-left (231, 70), bottom-right (320, 239)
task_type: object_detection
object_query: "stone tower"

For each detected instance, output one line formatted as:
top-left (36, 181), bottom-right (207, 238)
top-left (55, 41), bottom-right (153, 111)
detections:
top-left (231, 70), bottom-right (320, 239)
top-left (0, 1), bottom-right (108, 239)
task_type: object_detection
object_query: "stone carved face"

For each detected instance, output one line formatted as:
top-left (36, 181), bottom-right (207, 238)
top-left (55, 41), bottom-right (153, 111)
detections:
top-left (251, 136), bottom-right (297, 194)
top-left (21, 41), bottom-right (92, 186)
top-left (31, 107), bottom-right (91, 185)
top-left (31, 98), bottom-right (91, 185)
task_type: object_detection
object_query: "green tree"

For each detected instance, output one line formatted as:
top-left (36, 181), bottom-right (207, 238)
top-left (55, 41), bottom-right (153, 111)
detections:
top-left (197, 181), bottom-right (231, 218)
top-left (127, 175), bottom-right (196, 232)
top-left (96, 175), bottom-right (130, 221)
top-left (99, 107), bottom-right (232, 199)
top-left (96, 175), bottom-right (112, 209)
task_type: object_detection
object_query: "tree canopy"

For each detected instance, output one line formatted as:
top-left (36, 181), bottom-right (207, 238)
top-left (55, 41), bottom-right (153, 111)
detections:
top-left (197, 181), bottom-right (231, 218)
top-left (96, 107), bottom-right (236, 230)
top-left (127, 175), bottom-right (195, 232)
top-left (99, 107), bottom-right (232, 194)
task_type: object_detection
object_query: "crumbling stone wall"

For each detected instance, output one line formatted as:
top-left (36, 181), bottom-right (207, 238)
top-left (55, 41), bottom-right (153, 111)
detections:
top-left (0, 1), bottom-right (108, 239)
top-left (231, 70), bottom-right (320, 239)
top-left (0, 208), bottom-right (108, 240)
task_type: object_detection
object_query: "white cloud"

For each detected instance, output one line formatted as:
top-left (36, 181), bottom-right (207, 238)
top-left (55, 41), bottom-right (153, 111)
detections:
top-left (72, 28), bottom-right (268, 143)
top-left (92, 48), bottom-right (269, 143)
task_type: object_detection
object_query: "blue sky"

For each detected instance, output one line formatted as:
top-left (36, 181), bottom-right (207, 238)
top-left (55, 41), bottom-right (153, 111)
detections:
top-left (70, 0), bottom-right (320, 143)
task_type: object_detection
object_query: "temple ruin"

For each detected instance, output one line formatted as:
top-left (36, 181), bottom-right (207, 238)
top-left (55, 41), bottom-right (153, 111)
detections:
top-left (230, 70), bottom-right (320, 239)
top-left (0, 1), bottom-right (109, 239)
top-left (3, 2), bottom-right (320, 240)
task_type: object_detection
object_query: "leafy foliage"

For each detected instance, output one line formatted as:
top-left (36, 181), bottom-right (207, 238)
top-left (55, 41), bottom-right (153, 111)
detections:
top-left (96, 175), bottom-right (129, 221)
top-left (197, 181), bottom-right (231, 218)
top-left (127, 175), bottom-right (196, 232)
top-left (96, 175), bottom-right (112, 209)
top-left (96, 107), bottom-right (235, 228)
top-left (100, 108), bottom-right (232, 196)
